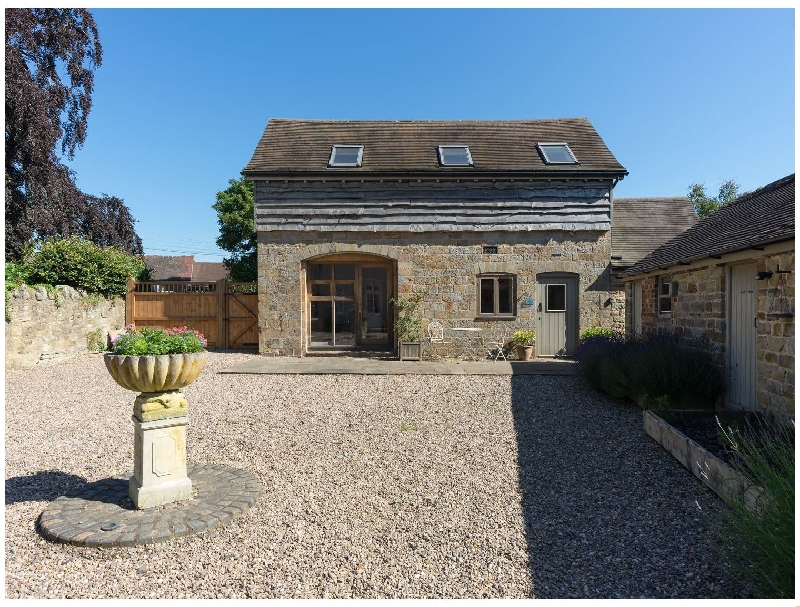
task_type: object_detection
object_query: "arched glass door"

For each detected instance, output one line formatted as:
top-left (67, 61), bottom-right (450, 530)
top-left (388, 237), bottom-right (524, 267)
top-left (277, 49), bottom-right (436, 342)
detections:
top-left (307, 259), bottom-right (392, 350)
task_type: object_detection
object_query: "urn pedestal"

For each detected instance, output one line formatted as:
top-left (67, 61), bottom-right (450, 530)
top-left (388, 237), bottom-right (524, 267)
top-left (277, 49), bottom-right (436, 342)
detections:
top-left (105, 353), bottom-right (206, 509)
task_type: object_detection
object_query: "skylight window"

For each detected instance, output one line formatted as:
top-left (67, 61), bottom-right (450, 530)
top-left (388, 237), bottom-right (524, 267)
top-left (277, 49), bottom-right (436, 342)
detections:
top-left (328, 145), bottom-right (363, 167)
top-left (438, 146), bottom-right (473, 167)
top-left (537, 143), bottom-right (578, 164)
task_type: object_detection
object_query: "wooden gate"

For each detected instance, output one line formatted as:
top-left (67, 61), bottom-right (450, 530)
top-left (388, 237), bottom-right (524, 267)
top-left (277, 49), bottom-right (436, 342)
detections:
top-left (225, 283), bottom-right (258, 349)
top-left (126, 278), bottom-right (257, 350)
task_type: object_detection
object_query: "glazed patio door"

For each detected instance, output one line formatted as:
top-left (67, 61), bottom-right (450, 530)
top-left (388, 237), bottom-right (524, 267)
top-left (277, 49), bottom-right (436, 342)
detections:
top-left (308, 261), bottom-right (390, 349)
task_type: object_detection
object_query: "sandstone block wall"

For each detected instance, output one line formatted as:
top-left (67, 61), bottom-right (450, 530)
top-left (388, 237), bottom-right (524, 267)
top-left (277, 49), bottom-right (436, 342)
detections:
top-left (257, 229), bottom-right (620, 358)
top-left (5, 285), bottom-right (125, 369)
top-left (625, 249), bottom-right (794, 417)
top-left (756, 250), bottom-right (794, 415)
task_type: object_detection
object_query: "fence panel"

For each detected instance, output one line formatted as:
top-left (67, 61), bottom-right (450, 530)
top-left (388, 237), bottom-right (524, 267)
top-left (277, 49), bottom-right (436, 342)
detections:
top-left (126, 279), bottom-right (257, 350)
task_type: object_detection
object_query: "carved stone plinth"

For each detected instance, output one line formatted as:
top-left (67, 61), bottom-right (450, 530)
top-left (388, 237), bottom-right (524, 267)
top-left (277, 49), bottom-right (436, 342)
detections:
top-left (134, 390), bottom-right (188, 422)
top-left (130, 415), bottom-right (192, 509)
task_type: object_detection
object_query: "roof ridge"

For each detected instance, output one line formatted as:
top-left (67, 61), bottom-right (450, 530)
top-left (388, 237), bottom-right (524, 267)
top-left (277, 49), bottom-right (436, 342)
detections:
top-left (266, 117), bottom-right (591, 124)
top-left (614, 196), bottom-right (691, 202)
top-left (728, 173), bottom-right (795, 207)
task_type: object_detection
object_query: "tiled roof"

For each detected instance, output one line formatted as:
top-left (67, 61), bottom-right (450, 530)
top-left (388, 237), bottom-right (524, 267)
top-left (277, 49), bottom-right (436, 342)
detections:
top-left (244, 118), bottom-right (627, 178)
top-left (623, 174), bottom-right (795, 276)
top-left (192, 262), bottom-right (228, 282)
top-left (144, 255), bottom-right (193, 281)
top-left (611, 197), bottom-right (697, 269)
top-left (143, 256), bottom-right (228, 282)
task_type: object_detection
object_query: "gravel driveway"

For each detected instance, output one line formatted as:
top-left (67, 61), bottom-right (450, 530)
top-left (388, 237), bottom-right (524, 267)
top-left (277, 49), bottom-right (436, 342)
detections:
top-left (5, 352), bottom-right (745, 598)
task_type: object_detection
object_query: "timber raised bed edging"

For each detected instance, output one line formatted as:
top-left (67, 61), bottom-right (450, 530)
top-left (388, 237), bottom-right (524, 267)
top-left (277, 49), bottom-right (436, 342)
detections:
top-left (643, 410), bottom-right (763, 511)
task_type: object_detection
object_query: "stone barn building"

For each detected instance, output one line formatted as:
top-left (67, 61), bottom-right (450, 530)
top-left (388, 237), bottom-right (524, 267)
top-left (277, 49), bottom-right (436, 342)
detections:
top-left (243, 118), bottom-right (634, 359)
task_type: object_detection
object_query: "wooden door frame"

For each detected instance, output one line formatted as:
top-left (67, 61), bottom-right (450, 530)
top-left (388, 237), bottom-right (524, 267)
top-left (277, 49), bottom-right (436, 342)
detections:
top-left (303, 254), bottom-right (395, 353)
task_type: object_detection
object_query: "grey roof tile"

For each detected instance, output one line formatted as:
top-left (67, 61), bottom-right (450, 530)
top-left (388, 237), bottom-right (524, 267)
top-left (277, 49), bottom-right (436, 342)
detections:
top-left (623, 174), bottom-right (795, 276)
top-left (611, 197), bottom-right (697, 269)
top-left (244, 118), bottom-right (627, 177)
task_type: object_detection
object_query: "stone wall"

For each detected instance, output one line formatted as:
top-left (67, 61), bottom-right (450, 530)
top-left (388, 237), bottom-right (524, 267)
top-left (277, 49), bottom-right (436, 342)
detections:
top-left (5, 285), bottom-right (125, 369)
top-left (624, 248), bottom-right (795, 416)
top-left (756, 250), bottom-right (794, 415)
top-left (257, 229), bottom-right (619, 358)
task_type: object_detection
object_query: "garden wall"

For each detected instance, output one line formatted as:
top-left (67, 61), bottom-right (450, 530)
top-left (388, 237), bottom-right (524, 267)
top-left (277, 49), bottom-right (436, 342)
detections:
top-left (5, 285), bottom-right (125, 369)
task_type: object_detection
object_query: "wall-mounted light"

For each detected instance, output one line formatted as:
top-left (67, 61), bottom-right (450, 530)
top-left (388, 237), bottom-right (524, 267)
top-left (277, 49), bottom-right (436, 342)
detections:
top-left (755, 271), bottom-right (774, 281)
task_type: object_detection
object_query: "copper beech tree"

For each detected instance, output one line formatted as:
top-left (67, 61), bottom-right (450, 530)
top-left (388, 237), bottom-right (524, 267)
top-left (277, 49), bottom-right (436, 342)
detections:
top-left (5, 8), bottom-right (142, 261)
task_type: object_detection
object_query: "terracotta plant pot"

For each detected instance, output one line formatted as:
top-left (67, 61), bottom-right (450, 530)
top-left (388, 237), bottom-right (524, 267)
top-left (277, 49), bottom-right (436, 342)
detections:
top-left (515, 344), bottom-right (534, 361)
top-left (104, 352), bottom-right (207, 393)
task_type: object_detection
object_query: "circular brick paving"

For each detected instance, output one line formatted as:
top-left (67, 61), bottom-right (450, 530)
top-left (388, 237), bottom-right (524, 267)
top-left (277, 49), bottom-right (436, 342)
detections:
top-left (38, 464), bottom-right (262, 548)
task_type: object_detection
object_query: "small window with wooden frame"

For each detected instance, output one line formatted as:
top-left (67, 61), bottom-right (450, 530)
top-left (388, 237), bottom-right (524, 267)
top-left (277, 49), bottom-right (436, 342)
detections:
top-left (546, 283), bottom-right (567, 312)
top-left (658, 276), bottom-right (673, 315)
top-left (478, 273), bottom-right (515, 318)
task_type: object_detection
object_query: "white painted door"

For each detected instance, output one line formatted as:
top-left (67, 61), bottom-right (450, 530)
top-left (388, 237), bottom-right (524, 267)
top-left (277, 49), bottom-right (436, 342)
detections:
top-left (632, 280), bottom-right (642, 337)
top-left (537, 274), bottom-right (578, 357)
top-left (728, 263), bottom-right (757, 410)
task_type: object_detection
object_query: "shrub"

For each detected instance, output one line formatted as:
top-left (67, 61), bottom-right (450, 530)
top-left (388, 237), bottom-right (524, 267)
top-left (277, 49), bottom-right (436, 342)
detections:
top-left (5, 262), bottom-right (29, 289)
top-left (86, 327), bottom-right (106, 352)
top-left (574, 333), bottom-right (629, 398)
top-left (574, 333), bottom-right (723, 405)
top-left (512, 330), bottom-right (536, 346)
top-left (110, 325), bottom-right (207, 355)
top-left (5, 262), bottom-right (30, 321)
top-left (716, 419), bottom-right (794, 598)
top-left (625, 334), bottom-right (723, 404)
top-left (23, 236), bottom-right (148, 297)
top-left (579, 325), bottom-right (614, 341)
top-left (390, 292), bottom-right (425, 342)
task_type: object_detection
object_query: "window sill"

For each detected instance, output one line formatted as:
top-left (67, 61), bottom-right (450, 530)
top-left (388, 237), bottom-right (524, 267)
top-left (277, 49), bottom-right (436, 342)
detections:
top-left (475, 316), bottom-right (517, 321)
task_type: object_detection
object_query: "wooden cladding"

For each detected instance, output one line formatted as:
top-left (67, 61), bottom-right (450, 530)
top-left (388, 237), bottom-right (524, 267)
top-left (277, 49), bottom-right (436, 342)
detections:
top-left (125, 278), bottom-right (257, 349)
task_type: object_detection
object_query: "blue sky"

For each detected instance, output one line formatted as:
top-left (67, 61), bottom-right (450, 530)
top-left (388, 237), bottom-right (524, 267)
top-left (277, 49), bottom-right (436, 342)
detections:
top-left (68, 8), bottom-right (795, 262)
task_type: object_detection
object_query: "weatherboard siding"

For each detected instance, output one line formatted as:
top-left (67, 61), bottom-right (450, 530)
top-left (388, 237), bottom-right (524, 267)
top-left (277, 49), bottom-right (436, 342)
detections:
top-left (253, 180), bottom-right (612, 233)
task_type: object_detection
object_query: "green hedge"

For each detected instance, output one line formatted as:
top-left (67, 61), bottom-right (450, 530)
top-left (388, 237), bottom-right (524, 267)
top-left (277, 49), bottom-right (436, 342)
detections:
top-left (574, 333), bottom-right (723, 406)
top-left (17, 237), bottom-right (148, 297)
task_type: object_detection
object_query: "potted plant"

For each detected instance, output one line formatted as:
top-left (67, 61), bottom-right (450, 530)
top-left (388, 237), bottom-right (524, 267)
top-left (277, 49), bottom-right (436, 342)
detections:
top-left (105, 325), bottom-right (208, 396)
top-left (390, 292), bottom-right (425, 361)
top-left (512, 329), bottom-right (536, 361)
top-left (104, 324), bottom-right (208, 509)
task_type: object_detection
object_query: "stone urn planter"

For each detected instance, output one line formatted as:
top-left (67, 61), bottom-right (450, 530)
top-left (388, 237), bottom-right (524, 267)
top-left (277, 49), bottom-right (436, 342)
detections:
top-left (105, 351), bottom-right (207, 509)
top-left (105, 352), bottom-right (207, 418)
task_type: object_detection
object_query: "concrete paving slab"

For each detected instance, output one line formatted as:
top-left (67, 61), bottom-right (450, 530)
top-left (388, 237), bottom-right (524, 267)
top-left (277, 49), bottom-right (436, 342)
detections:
top-left (218, 356), bottom-right (575, 375)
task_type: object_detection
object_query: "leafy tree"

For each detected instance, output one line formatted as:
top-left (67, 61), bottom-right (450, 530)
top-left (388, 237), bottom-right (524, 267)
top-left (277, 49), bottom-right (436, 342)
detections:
top-left (213, 177), bottom-right (256, 282)
top-left (5, 8), bottom-right (143, 260)
top-left (688, 179), bottom-right (741, 219)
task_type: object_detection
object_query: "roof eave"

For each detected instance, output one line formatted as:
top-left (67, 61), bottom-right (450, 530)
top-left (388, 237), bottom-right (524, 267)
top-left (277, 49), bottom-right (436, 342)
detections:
top-left (242, 168), bottom-right (629, 181)
top-left (622, 235), bottom-right (795, 278)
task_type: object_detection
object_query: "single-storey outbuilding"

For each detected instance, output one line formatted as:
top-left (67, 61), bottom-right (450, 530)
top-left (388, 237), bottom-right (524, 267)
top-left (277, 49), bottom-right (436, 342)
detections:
top-left (620, 174), bottom-right (795, 415)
